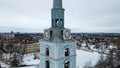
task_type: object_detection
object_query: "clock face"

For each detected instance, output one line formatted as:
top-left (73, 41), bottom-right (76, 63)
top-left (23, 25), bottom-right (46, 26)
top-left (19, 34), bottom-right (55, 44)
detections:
top-left (63, 29), bottom-right (71, 40)
top-left (44, 29), bottom-right (50, 40)
top-left (65, 30), bottom-right (71, 38)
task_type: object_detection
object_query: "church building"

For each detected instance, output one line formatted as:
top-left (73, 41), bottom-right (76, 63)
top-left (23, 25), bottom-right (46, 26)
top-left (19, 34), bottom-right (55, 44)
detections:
top-left (39, 0), bottom-right (76, 68)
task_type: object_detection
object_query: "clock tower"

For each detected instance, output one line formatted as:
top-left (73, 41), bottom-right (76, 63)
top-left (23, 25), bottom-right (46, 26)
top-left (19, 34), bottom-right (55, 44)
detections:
top-left (39, 0), bottom-right (76, 68)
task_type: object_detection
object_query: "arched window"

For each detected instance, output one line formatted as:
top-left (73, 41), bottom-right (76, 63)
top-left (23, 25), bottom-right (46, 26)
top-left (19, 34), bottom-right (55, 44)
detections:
top-left (60, 19), bottom-right (63, 27)
top-left (55, 19), bottom-right (59, 27)
top-left (45, 48), bottom-right (49, 56)
top-left (45, 61), bottom-right (50, 68)
top-left (65, 48), bottom-right (70, 56)
top-left (64, 61), bottom-right (70, 68)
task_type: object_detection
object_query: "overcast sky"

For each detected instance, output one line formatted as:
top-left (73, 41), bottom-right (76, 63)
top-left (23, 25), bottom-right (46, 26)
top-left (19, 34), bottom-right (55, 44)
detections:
top-left (0, 0), bottom-right (120, 33)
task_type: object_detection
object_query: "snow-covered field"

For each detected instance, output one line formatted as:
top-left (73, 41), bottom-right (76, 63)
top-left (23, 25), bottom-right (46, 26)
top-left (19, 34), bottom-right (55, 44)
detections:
top-left (22, 54), bottom-right (39, 65)
top-left (0, 50), bottom-right (101, 68)
top-left (0, 61), bottom-right (10, 68)
top-left (76, 50), bottom-right (100, 68)
top-left (17, 50), bottom-right (100, 68)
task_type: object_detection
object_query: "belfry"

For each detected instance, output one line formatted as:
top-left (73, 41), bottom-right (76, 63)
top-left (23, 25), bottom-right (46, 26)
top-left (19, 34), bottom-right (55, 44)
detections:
top-left (39, 0), bottom-right (76, 68)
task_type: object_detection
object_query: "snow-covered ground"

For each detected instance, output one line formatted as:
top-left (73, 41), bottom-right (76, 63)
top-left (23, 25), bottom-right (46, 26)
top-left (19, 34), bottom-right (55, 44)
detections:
top-left (0, 61), bottom-right (10, 68)
top-left (22, 53), bottom-right (39, 65)
top-left (19, 53), bottom-right (39, 68)
top-left (0, 53), bottom-right (40, 68)
top-left (1, 49), bottom-right (100, 68)
top-left (76, 50), bottom-right (100, 68)
top-left (19, 50), bottom-right (100, 68)
top-left (1, 47), bottom-right (103, 68)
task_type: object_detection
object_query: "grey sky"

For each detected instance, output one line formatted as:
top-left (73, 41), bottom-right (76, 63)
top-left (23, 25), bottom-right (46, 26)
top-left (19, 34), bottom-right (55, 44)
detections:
top-left (0, 0), bottom-right (120, 33)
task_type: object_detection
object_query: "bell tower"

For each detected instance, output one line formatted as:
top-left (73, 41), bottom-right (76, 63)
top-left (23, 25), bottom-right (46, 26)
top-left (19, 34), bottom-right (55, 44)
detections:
top-left (39, 0), bottom-right (76, 68)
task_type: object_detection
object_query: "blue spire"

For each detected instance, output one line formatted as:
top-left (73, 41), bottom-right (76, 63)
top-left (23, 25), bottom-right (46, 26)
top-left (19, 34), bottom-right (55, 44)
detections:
top-left (51, 0), bottom-right (64, 28)
top-left (53, 0), bottom-right (62, 8)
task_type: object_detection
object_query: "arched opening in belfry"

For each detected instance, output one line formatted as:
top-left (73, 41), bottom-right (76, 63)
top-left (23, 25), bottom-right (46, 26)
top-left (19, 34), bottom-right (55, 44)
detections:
top-left (45, 48), bottom-right (49, 56)
top-left (45, 61), bottom-right (50, 68)
top-left (64, 61), bottom-right (70, 68)
top-left (55, 19), bottom-right (59, 27)
top-left (54, 19), bottom-right (64, 27)
top-left (50, 31), bottom-right (52, 36)
top-left (65, 48), bottom-right (70, 57)
top-left (59, 19), bottom-right (63, 27)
